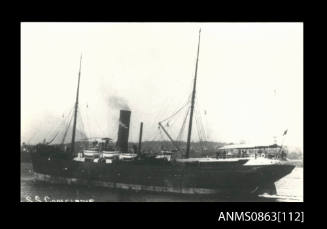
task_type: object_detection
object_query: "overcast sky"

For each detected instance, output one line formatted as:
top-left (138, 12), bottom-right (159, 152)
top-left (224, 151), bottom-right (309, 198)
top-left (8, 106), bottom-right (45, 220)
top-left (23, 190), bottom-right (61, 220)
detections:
top-left (21, 22), bottom-right (303, 150)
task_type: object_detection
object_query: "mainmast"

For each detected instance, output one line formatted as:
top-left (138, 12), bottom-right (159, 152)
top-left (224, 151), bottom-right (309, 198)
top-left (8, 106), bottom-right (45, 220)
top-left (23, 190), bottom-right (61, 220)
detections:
top-left (71, 54), bottom-right (82, 156)
top-left (185, 29), bottom-right (201, 158)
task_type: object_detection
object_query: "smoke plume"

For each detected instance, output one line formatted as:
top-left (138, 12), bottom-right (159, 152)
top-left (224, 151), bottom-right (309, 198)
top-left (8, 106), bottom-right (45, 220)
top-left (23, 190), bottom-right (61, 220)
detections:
top-left (107, 95), bottom-right (130, 111)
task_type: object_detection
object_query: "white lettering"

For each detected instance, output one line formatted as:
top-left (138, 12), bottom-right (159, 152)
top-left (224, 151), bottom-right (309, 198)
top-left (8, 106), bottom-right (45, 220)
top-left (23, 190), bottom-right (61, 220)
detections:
top-left (226, 212), bottom-right (234, 221)
top-left (218, 212), bottom-right (226, 221)
top-left (244, 212), bottom-right (251, 221)
top-left (235, 212), bottom-right (244, 221)
top-left (35, 195), bottom-right (42, 202)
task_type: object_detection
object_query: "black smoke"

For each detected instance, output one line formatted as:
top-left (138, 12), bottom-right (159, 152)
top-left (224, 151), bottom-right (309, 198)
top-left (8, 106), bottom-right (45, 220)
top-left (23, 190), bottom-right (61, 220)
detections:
top-left (107, 95), bottom-right (130, 111)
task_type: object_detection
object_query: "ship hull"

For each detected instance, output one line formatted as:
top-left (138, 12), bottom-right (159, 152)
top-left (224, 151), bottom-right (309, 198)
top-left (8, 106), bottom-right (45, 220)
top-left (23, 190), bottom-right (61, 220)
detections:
top-left (31, 152), bottom-right (294, 195)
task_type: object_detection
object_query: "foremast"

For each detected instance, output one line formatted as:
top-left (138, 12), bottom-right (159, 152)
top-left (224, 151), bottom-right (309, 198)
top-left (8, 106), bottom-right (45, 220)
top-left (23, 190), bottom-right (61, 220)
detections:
top-left (71, 55), bottom-right (82, 156)
top-left (185, 29), bottom-right (201, 158)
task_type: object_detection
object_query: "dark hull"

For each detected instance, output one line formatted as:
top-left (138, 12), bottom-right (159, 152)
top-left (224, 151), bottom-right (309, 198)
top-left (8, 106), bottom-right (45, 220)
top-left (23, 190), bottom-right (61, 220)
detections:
top-left (30, 152), bottom-right (295, 195)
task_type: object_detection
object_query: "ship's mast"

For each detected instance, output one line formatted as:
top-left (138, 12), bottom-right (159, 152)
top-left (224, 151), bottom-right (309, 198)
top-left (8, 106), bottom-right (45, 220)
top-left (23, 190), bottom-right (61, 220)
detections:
top-left (185, 29), bottom-right (201, 158)
top-left (71, 54), bottom-right (82, 156)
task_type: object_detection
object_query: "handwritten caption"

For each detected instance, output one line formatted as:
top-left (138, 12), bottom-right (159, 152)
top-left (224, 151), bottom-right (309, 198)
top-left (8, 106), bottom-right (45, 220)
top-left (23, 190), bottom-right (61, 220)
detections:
top-left (25, 195), bottom-right (95, 202)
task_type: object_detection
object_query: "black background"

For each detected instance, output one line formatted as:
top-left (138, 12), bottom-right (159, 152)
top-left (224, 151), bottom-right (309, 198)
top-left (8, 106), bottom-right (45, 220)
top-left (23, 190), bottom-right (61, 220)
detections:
top-left (4, 2), bottom-right (310, 226)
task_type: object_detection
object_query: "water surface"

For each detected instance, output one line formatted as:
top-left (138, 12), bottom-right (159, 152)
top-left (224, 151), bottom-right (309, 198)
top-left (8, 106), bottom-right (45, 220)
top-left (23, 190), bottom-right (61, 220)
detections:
top-left (21, 163), bottom-right (303, 202)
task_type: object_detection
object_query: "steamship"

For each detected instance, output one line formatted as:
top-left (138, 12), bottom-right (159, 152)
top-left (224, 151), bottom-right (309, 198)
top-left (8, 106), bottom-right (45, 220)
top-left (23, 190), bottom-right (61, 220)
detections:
top-left (29, 29), bottom-right (295, 196)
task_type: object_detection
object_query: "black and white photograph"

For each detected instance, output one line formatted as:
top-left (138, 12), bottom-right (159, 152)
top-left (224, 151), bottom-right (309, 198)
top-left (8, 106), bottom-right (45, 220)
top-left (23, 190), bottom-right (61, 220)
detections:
top-left (20, 22), bottom-right (303, 202)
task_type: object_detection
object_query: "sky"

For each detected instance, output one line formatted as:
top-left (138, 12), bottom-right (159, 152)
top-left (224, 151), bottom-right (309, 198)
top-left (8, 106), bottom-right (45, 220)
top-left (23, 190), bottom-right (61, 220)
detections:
top-left (21, 22), bottom-right (303, 151)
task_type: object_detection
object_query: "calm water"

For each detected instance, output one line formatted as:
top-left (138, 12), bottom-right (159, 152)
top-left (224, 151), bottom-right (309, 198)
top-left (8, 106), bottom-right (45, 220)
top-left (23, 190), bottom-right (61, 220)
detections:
top-left (20, 163), bottom-right (303, 202)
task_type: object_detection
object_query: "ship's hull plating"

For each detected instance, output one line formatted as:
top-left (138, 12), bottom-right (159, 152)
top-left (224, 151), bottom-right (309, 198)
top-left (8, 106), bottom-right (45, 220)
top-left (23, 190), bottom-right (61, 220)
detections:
top-left (31, 152), bottom-right (295, 195)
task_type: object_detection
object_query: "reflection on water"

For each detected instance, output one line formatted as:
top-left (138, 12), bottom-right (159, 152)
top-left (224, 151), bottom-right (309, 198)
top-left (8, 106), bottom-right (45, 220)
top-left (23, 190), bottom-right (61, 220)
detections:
top-left (20, 163), bottom-right (303, 202)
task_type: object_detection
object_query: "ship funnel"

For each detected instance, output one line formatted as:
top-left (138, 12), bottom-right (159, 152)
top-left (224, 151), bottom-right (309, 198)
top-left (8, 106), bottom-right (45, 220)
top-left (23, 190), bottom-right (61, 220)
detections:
top-left (116, 110), bottom-right (131, 153)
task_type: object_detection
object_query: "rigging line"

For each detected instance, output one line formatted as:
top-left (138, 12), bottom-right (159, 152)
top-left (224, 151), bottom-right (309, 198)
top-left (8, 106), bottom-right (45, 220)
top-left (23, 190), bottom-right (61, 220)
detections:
top-left (45, 119), bottom-right (61, 142)
top-left (79, 109), bottom-right (87, 136)
top-left (177, 106), bottom-right (190, 141)
top-left (196, 107), bottom-right (205, 143)
top-left (62, 111), bottom-right (74, 144)
top-left (85, 108), bottom-right (92, 138)
top-left (201, 115), bottom-right (207, 141)
top-left (151, 92), bottom-right (178, 128)
top-left (58, 105), bottom-right (74, 139)
top-left (149, 79), bottom-right (192, 133)
top-left (61, 112), bottom-right (73, 144)
top-left (198, 105), bottom-right (207, 141)
top-left (47, 132), bottom-right (60, 145)
top-left (199, 110), bottom-right (207, 143)
top-left (194, 105), bottom-right (205, 144)
top-left (150, 125), bottom-right (162, 141)
top-left (195, 111), bottom-right (202, 142)
top-left (86, 112), bottom-right (93, 138)
top-left (174, 93), bottom-right (192, 142)
top-left (49, 120), bottom-right (66, 144)
top-left (47, 104), bottom-right (75, 140)
top-left (195, 99), bottom-right (207, 141)
top-left (168, 109), bottom-right (183, 128)
top-left (159, 100), bottom-right (190, 123)
top-left (77, 109), bottom-right (87, 139)
top-left (45, 115), bottom-right (66, 144)
top-left (148, 78), bottom-right (193, 142)
top-left (200, 116), bottom-right (207, 141)
top-left (54, 107), bottom-right (73, 138)
top-left (47, 105), bottom-right (74, 143)
top-left (152, 77), bottom-right (193, 128)
top-left (78, 106), bottom-right (88, 138)
top-left (195, 112), bottom-right (205, 153)
top-left (28, 105), bottom-right (73, 144)
top-left (83, 103), bottom-right (93, 138)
